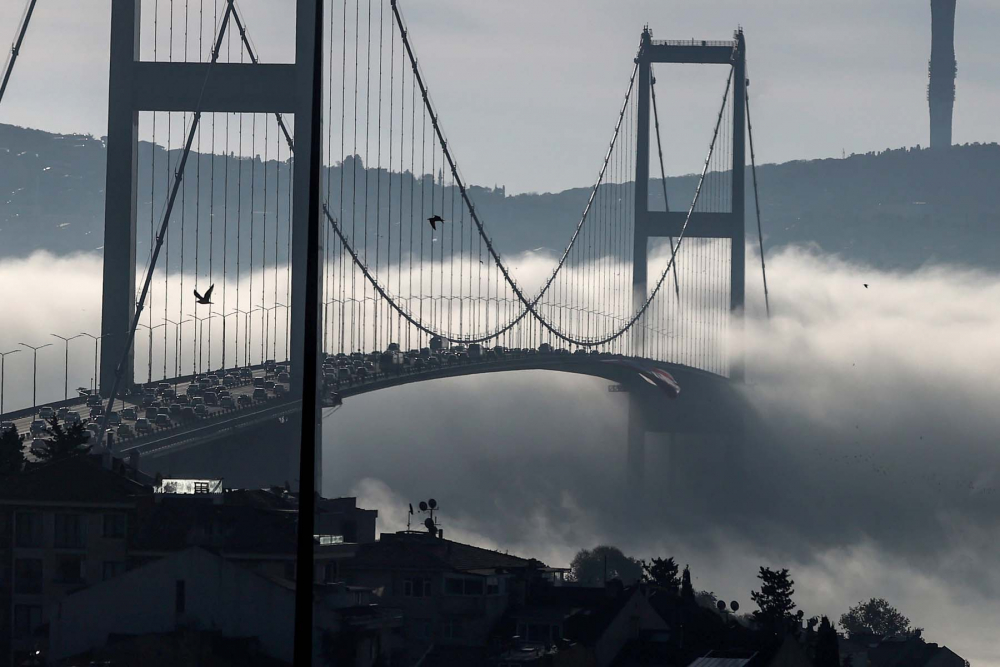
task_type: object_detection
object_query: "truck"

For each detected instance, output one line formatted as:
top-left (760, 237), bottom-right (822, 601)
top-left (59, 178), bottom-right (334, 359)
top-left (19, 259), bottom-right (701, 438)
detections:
top-left (430, 336), bottom-right (450, 352)
top-left (468, 343), bottom-right (483, 360)
top-left (379, 350), bottom-right (404, 373)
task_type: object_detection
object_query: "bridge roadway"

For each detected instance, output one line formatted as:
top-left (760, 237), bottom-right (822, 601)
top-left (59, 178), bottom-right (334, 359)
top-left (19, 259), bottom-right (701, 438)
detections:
top-left (114, 350), bottom-right (735, 461)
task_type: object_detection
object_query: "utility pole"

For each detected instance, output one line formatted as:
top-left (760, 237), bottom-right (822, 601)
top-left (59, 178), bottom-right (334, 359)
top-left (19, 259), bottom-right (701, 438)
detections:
top-left (51, 333), bottom-right (84, 401)
top-left (188, 314), bottom-right (217, 375)
top-left (18, 342), bottom-right (52, 415)
top-left (0, 350), bottom-right (21, 415)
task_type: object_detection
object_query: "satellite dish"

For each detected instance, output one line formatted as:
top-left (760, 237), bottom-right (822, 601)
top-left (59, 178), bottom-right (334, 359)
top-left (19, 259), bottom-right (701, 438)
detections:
top-left (428, 498), bottom-right (437, 509)
top-left (730, 601), bottom-right (740, 612)
top-left (424, 517), bottom-right (435, 533)
top-left (717, 600), bottom-right (726, 612)
top-left (419, 501), bottom-right (428, 512)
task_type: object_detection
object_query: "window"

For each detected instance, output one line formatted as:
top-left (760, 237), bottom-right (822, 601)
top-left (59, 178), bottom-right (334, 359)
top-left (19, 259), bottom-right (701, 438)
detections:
top-left (55, 555), bottom-right (84, 584)
top-left (445, 576), bottom-right (485, 596)
top-left (403, 577), bottom-right (432, 597)
top-left (14, 512), bottom-right (43, 548)
top-left (103, 561), bottom-right (126, 581)
top-left (103, 513), bottom-right (127, 539)
top-left (54, 513), bottom-right (86, 548)
top-left (13, 605), bottom-right (42, 638)
top-left (14, 559), bottom-right (43, 594)
top-left (175, 580), bottom-right (186, 614)
top-left (486, 576), bottom-right (501, 595)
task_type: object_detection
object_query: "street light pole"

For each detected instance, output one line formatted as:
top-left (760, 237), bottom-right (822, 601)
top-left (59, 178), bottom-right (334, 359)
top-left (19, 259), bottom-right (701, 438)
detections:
top-left (233, 308), bottom-right (260, 368)
top-left (18, 342), bottom-right (52, 415)
top-left (79, 333), bottom-right (112, 396)
top-left (260, 303), bottom-right (287, 367)
top-left (163, 318), bottom-right (192, 384)
top-left (187, 314), bottom-right (217, 375)
top-left (51, 333), bottom-right (84, 401)
top-left (212, 309), bottom-right (239, 372)
top-left (135, 323), bottom-right (166, 386)
top-left (0, 350), bottom-right (21, 415)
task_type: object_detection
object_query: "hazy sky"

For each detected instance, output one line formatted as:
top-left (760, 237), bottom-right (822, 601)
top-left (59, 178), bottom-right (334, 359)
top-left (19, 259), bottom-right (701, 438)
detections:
top-left (2, 0), bottom-right (1000, 193)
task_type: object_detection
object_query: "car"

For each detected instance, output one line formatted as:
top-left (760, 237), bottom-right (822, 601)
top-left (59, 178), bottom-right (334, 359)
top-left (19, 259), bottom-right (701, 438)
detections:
top-left (204, 391), bottom-right (219, 406)
top-left (175, 394), bottom-right (189, 405)
top-left (162, 387), bottom-right (176, 401)
top-left (117, 423), bottom-right (134, 438)
top-left (86, 393), bottom-right (103, 407)
top-left (273, 384), bottom-right (286, 397)
top-left (157, 382), bottom-right (171, 395)
top-left (39, 406), bottom-right (55, 419)
top-left (154, 413), bottom-right (171, 427)
top-left (264, 380), bottom-right (275, 390)
top-left (106, 412), bottom-right (122, 426)
top-left (237, 394), bottom-right (252, 407)
top-left (221, 395), bottom-right (235, 408)
top-left (168, 403), bottom-right (182, 416)
top-left (223, 374), bottom-right (237, 387)
top-left (428, 356), bottom-right (441, 367)
top-left (30, 439), bottom-right (47, 457)
top-left (207, 375), bottom-right (220, 385)
top-left (186, 384), bottom-right (200, 397)
top-left (253, 377), bottom-right (265, 389)
top-left (141, 393), bottom-right (156, 407)
top-left (135, 418), bottom-right (152, 434)
top-left (413, 357), bottom-right (425, 370)
top-left (181, 406), bottom-right (197, 420)
top-left (0, 421), bottom-right (16, 434)
top-left (539, 343), bottom-right (553, 354)
top-left (57, 406), bottom-right (70, 419)
top-left (239, 367), bottom-right (252, 379)
top-left (191, 396), bottom-right (205, 408)
top-left (252, 388), bottom-right (267, 401)
top-left (65, 411), bottom-right (81, 424)
top-left (121, 407), bottom-right (137, 421)
top-left (85, 422), bottom-right (102, 438)
top-left (90, 405), bottom-right (104, 418)
top-left (145, 407), bottom-right (158, 421)
top-left (194, 403), bottom-right (208, 416)
top-left (278, 371), bottom-right (290, 383)
top-left (574, 348), bottom-right (587, 356)
top-left (468, 344), bottom-right (483, 360)
top-left (30, 420), bottom-right (47, 436)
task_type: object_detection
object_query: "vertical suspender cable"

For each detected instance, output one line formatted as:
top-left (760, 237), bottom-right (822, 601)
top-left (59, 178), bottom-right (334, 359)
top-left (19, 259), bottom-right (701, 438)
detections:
top-left (746, 90), bottom-right (770, 318)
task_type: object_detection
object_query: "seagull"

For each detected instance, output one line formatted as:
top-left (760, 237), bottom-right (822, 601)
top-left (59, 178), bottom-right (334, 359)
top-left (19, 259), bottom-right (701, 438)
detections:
top-left (427, 214), bottom-right (444, 230)
top-left (193, 285), bottom-right (215, 305)
top-left (864, 284), bottom-right (868, 288)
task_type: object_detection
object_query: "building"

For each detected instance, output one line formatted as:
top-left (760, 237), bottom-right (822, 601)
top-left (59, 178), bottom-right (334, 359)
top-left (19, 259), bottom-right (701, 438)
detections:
top-left (929, 0), bottom-right (958, 148)
top-left (47, 546), bottom-right (401, 666)
top-left (340, 530), bottom-right (544, 665)
top-left (840, 634), bottom-right (967, 667)
top-left (0, 455), bottom-right (152, 666)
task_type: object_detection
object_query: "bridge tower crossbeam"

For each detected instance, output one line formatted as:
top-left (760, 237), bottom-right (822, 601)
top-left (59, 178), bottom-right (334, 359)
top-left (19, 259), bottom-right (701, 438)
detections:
top-left (629, 28), bottom-right (747, 485)
top-left (100, 0), bottom-right (323, 488)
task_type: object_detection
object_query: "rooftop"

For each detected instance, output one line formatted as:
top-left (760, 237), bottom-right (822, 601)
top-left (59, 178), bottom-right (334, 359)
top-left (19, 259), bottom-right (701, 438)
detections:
top-left (344, 530), bottom-right (538, 574)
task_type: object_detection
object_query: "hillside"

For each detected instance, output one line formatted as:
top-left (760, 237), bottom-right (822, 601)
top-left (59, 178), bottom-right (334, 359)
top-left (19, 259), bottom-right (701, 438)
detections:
top-left (1, 122), bottom-right (998, 270)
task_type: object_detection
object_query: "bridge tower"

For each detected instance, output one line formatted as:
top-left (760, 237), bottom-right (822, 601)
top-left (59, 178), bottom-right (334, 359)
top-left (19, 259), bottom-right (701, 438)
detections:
top-left (929, 0), bottom-right (957, 148)
top-left (628, 28), bottom-right (746, 485)
top-left (100, 0), bottom-right (323, 488)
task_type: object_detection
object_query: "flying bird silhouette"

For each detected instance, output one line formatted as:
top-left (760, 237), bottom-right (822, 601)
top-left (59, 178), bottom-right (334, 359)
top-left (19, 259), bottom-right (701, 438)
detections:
top-left (193, 285), bottom-right (215, 305)
top-left (427, 214), bottom-right (444, 230)
top-left (864, 284), bottom-right (868, 288)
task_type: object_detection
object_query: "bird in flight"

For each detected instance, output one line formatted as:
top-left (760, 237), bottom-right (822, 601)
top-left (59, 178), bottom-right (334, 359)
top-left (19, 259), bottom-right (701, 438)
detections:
top-left (427, 214), bottom-right (444, 230)
top-left (193, 285), bottom-right (215, 305)
top-left (864, 284), bottom-right (868, 288)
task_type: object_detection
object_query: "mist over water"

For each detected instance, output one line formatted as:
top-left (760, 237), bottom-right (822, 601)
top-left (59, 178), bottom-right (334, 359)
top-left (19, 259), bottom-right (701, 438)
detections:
top-left (3, 246), bottom-right (1000, 664)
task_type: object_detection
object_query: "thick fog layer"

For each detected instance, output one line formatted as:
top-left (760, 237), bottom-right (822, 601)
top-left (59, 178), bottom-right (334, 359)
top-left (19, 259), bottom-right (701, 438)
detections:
top-left (2, 247), bottom-right (998, 664)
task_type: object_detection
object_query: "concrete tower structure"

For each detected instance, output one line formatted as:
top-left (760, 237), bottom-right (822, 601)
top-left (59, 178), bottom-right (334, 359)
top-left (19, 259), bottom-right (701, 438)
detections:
top-left (929, 0), bottom-right (957, 148)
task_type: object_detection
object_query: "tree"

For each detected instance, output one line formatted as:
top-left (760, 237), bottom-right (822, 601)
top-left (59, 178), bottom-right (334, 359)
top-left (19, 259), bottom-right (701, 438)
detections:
top-left (642, 556), bottom-right (680, 594)
top-left (751, 567), bottom-right (797, 634)
top-left (839, 598), bottom-right (915, 639)
top-left (568, 546), bottom-right (642, 586)
top-left (0, 426), bottom-right (25, 475)
top-left (36, 416), bottom-right (90, 462)
top-left (681, 565), bottom-right (697, 606)
top-left (815, 616), bottom-right (841, 667)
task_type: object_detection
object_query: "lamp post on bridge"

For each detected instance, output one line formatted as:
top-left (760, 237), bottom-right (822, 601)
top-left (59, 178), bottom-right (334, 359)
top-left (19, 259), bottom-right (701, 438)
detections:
top-left (212, 309), bottom-right (239, 372)
top-left (50, 333), bottom-right (84, 401)
top-left (187, 313), bottom-right (217, 376)
top-left (163, 318), bottom-right (191, 386)
top-left (0, 349), bottom-right (21, 415)
top-left (78, 332), bottom-right (111, 397)
top-left (259, 302), bottom-right (287, 365)
top-left (233, 308), bottom-right (261, 368)
top-left (135, 323), bottom-right (166, 386)
top-left (18, 342), bottom-right (52, 416)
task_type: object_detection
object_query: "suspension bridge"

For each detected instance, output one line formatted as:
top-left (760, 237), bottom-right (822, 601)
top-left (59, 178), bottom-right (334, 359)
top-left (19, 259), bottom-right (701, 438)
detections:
top-left (0, 0), bottom-right (769, 488)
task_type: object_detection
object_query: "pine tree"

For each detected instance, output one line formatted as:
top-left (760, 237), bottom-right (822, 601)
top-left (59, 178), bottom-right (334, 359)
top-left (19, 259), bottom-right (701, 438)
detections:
top-left (0, 426), bottom-right (25, 475)
top-left (681, 565), bottom-right (697, 606)
top-left (815, 616), bottom-right (841, 667)
top-left (751, 567), bottom-right (797, 634)
top-left (642, 556), bottom-right (681, 595)
top-left (36, 416), bottom-right (91, 462)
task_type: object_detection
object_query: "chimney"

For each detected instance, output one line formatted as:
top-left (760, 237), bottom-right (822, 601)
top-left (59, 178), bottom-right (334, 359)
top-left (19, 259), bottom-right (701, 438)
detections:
top-left (929, 0), bottom-right (957, 148)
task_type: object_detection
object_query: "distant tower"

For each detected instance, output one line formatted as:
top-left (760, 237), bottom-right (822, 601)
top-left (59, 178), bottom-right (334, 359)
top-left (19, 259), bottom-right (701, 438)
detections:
top-left (928, 0), bottom-right (957, 148)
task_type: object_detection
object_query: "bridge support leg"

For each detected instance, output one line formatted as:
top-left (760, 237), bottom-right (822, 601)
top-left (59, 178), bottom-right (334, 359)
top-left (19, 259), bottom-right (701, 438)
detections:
top-left (100, 0), bottom-right (141, 395)
top-left (627, 392), bottom-right (645, 488)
